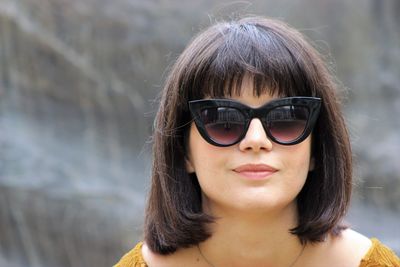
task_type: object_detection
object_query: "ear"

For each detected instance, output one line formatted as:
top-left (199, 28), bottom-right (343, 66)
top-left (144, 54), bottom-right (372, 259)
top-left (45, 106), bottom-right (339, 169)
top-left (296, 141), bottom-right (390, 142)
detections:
top-left (309, 157), bottom-right (315, 171)
top-left (185, 157), bottom-right (195, 173)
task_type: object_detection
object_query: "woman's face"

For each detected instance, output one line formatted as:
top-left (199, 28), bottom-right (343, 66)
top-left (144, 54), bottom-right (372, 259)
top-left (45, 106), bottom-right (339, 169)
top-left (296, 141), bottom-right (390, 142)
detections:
top-left (186, 79), bottom-right (314, 216)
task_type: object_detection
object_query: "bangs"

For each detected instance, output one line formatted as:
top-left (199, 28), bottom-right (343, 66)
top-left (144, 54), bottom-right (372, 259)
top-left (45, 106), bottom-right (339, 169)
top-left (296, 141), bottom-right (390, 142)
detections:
top-left (185, 21), bottom-right (314, 100)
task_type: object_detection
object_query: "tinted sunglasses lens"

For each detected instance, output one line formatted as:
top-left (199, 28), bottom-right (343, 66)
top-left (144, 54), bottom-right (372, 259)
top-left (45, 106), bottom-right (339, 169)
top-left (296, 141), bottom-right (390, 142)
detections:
top-left (266, 106), bottom-right (309, 143)
top-left (200, 107), bottom-right (245, 145)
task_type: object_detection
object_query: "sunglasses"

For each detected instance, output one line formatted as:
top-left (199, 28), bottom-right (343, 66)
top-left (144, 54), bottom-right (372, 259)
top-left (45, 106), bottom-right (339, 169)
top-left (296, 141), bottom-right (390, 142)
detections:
top-left (188, 97), bottom-right (321, 146)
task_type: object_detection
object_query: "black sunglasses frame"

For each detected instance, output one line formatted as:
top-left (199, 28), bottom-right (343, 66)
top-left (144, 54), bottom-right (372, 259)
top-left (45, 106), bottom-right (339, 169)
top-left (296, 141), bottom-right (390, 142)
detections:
top-left (188, 97), bottom-right (321, 146)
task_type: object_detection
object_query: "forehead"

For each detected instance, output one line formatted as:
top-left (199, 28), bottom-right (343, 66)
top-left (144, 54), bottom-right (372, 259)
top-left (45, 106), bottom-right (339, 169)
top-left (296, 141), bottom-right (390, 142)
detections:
top-left (184, 20), bottom-right (315, 101)
top-left (224, 75), bottom-right (278, 107)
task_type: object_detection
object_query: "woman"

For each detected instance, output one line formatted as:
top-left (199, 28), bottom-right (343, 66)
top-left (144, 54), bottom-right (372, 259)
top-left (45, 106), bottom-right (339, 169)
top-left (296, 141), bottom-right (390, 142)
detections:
top-left (116, 17), bottom-right (399, 266)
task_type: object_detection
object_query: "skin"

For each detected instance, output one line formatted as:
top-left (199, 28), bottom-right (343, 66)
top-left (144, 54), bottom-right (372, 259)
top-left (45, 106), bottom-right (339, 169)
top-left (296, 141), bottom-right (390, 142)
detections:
top-left (185, 88), bottom-right (313, 220)
top-left (142, 78), bottom-right (372, 266)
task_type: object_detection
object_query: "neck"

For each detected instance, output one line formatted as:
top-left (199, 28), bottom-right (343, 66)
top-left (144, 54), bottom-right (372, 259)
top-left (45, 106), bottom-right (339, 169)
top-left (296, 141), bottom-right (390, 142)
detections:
top-left (199, 202), bottom-right (305, 267)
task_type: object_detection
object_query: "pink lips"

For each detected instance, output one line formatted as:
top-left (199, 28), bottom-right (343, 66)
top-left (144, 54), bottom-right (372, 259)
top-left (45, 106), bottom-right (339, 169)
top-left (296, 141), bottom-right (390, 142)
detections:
top-left (233, 164), bottom-right (277, 180)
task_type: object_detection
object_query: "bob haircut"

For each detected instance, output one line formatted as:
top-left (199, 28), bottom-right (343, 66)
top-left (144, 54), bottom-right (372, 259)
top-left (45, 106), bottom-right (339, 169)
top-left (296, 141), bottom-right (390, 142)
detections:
top-left (144, 17), bottom-right (352, 254)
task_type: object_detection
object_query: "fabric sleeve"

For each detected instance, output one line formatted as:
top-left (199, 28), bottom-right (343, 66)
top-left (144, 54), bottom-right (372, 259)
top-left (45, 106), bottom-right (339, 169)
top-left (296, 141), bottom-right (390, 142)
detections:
top-left (359, 238), bottom-right (400, 267)
top-left (114, 242), bottom-right (147, 267)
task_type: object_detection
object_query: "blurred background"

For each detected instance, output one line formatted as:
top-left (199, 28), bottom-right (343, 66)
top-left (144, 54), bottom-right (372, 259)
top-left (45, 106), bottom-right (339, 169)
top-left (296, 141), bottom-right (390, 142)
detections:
top-left (0, 0), bottom-right (399, 266)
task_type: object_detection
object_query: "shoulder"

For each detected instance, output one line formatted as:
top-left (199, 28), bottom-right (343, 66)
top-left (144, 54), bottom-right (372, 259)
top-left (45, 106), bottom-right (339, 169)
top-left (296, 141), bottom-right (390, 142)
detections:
top-left (334, 228), bottom-right (373, 260)
top-left (337, 230), bottom-right (400, 266)
top-left (306, 229), bottom-right (400, 267)
top-left (115, 241), bottom-right (201, 267)
top-left (327, 229), bottom-right (373, 266)
top-left (143, 242), bottom-right (203, 267)
top-left (303, 229), bottom-right (371, 266)
top-left (114, 242), bottom-right (147, 267)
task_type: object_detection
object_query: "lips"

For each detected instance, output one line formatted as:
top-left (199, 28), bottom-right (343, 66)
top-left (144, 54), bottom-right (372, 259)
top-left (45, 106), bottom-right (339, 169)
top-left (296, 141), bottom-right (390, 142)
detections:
top-left (233, 164), bottom-right (277, 180)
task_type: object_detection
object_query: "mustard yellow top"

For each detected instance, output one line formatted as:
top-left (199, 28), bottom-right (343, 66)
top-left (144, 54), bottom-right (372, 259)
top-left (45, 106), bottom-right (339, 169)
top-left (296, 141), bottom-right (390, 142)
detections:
top-left (114, 239), bottom-right (400, 267)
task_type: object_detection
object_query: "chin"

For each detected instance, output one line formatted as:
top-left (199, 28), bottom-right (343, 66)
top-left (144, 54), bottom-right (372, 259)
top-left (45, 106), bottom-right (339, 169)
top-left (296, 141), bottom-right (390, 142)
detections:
top-left (236, 198), bottom-right (298, 214)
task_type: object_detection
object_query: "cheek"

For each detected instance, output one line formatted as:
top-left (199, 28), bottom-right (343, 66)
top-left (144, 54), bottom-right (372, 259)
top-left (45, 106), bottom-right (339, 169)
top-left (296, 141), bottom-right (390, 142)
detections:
top-left (187, 124), bottom-right (224, 174)
top-left (281, 140), bottom-right (313, 180)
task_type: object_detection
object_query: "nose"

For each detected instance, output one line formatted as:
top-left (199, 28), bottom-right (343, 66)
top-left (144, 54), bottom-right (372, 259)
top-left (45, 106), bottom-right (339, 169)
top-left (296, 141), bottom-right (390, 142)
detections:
top-left (238, 119), bottom-right (273, 152)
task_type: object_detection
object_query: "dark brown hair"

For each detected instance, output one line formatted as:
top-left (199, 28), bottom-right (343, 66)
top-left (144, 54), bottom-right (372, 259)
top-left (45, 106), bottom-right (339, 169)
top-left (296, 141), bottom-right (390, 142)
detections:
top-left (144, 17), bottom-right (352, 254)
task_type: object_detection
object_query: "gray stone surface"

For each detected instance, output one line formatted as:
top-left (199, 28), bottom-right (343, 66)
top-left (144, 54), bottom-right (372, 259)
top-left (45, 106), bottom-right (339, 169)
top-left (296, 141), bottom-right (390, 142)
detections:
top-left (0, 0), bottom-right (399, 266)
